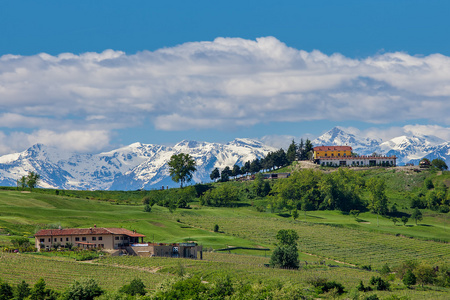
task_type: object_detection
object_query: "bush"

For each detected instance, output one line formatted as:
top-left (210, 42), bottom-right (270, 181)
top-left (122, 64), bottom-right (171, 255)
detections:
top-left (214, 224), bottom-right (219, 232)
top-left (369, 276), bottom-right (390, 291)
top-left (402, 269), bottom-right (416, 287)
top-left (61, 278), bottom-right (103, 300)
top-left (119, 278), bottom-right (146, 296)
top-left (308, 277), bottom-right (345, 295)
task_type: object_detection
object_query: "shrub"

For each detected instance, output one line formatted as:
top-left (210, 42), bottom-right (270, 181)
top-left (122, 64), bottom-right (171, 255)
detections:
top-left (402, 269), bottom-right (416, 287)
top-left (369, 276), bottom-right (390, 291)
top-left (14, 280), bottom-right (31, 300)
top-left (61, 278), bottom-right (103, 300)
top-left (119, 278), bottom-right (146, 296)
top-left (308, 277), bottom-right (345, 295)
top-left (214, 224), bottom-right (219, 232)
top-left (0, 280), bottom-right (13, 300)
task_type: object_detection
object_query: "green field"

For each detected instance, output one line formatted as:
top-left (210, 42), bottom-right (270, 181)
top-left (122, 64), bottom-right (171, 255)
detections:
top-left (0, 168), bottom-right (449, 299)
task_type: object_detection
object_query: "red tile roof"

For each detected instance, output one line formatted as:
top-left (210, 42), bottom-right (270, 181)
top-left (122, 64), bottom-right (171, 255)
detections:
top-left (35, 227), bottom-right (145, 238)
top-left (314, 146), bottom-right (352, 151)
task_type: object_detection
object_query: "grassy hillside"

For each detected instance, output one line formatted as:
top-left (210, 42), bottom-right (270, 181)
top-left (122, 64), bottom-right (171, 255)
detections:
top-left (0, 167), bottom-right (449, 298)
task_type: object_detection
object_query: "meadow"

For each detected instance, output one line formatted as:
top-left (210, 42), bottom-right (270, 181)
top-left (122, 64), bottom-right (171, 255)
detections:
top-left (0, 167), bottom-right (449, 299)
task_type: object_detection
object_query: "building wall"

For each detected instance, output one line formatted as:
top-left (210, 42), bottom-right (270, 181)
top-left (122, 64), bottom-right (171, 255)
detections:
top-left (35, 234), bottom-right (121, 250)
top-left (313, 149), bottom-right (352, 159)
top-left (319, 157), bottom-right (396, 167)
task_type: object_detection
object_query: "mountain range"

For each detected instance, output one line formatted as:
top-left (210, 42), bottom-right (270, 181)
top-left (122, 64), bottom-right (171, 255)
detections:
top-left (0, 127), bottom-right (448, 190)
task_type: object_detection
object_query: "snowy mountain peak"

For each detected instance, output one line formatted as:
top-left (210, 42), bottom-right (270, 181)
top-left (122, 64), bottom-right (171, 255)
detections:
top-left (313, 127), bottom-right (380, 151)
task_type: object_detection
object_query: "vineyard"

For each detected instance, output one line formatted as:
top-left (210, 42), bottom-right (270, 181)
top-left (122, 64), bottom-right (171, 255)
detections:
top-left (0, 168), bottom-right (449, 298)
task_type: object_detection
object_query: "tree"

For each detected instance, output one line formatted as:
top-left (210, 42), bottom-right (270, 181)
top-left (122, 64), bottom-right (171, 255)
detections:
top-left (403, 269), bottom-right (416, 287)
top-left (401, 216), bottom-right (409, 226)
top-left (297, 138), bottom-right (305, 160)
top-left (431, 158), bottom-right (448, 171)
top-left (14, 280), bottom-right (31, 300)
top-left (367, 177), bottom-right (388, 226)
top-left (61, 278), bottom-right (103, 300)
top-left (304, 139), bottom-right (314, 160)
top-left (0, 280), bottom-right (13, 300)
top-left (270, 229), bottom-right (299, 269)
top-left (220, 166), bottom-right (232, 182)
top-left (168, 153), bottom-right (197, 188)
top-left (17, 176), bottom-right (27, 190)
top-left (411, 207), bottom-right (423, 225)
top-left (291, 209), bottom-right (299, 220)
top-left (26, 171), bottom-right (40, 192)
top-left (210, 168), bottom-right (220, 182)
top-left (119, 278), bottom-right (146, 296)
top-left (232, 164), bottom-right (241, 179)
top-left (286, 140), bottom-right (297, 163)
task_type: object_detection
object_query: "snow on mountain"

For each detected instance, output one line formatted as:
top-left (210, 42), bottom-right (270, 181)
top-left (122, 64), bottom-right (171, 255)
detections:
top-left (0, 139), bottom-right (276, 191)
top-left (313, 127), bottom-right (381, 155)
top-left (313, 127), bottom-right (449, 166)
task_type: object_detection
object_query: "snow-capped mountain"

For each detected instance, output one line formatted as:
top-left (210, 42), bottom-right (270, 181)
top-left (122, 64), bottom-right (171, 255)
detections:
top-left (313, 127), bottom-right (450, 166)
top-left (0, 138), bottom-right (276, 190)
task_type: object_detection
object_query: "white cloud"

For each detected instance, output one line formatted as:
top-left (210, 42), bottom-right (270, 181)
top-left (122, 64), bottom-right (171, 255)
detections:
top-left (0, 130), bottom-right (111, 155)
top-left (1, 36), bottom-right (450, 153)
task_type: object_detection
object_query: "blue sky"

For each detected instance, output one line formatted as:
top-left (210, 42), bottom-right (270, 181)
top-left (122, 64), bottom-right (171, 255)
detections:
top-left (0, 0), bottom-right (449, 154)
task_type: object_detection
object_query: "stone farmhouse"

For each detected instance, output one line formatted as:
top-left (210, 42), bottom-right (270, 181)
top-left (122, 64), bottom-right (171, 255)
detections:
top-left (34, 226), bottom-right (202, 259)
top-left (313, 146), bottom-right (396, 167)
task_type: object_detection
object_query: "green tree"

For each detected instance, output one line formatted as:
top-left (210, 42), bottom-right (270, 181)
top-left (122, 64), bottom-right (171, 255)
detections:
top-left (119, 278), bottom-right (146, 296)
top-left (232, 164), bottom-right (241, 179)
top-left (210, 168), bottom-right (220, 182)
top-left (411, 207), bottom-right (423, 225)
top-left (270, 229), bottom-right (299, 269)
top-left (220, 166), bottom-right (232, 182)
top-left (304, 139), bottom-right (314, 160)
top-left (168, 153), bottom-right (197, 188)
top-left (431, 158), bottom-right (448, 171)
top-left (403, 269), bottom-right (416, 287)
top-left (61, 278), bottom-right (103, 300)
top-left (26, 171), bottom-right (40, 192)
top-left (291, 209), bottom-right (299, 220)
top-left (367, 177), bottom-right (388, 226)
top-left (286, 140), bottom-right (297, 163)
top-left (14, 280), bottom-right (31, 300)
top-left (401, 216), bottom-right (409, 226)
top-left (0, 280), bottom-right (13, 300)
top-left (29, 278), bottom-right (51, 300)
top-left (17, 176), bottom-right (27, 190)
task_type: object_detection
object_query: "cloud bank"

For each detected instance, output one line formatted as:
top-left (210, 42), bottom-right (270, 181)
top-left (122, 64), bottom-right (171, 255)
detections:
top-left (1, 36), bottom-right (450, 153)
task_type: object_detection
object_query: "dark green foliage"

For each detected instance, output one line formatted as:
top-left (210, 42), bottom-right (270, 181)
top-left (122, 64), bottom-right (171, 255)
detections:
top-left (214, 224), bottom-right (219, 232)
top-left (209, 275), bottom-right (234, 299)
top-left (424, 177), bottom-right (434, 189)
top-left (168, 153), bottom-right (197, 188)
top-left (153, 276), bottom-right (208, 300)
top-left (272, 168), bottom-right (364, 212)
top-left (220, 166), bottom-right (232, 182)
top-left (119, 278), bottom-right (146, 296)
top-left (29, 278), bottom-right (58, 300)
top-left (200, 184), bottom-right (239, 207)
top-left (411, 207), bottom-right (423, 225)
top-left (401, 216), bottom-right (409, 225)
top-left (403, 269), bottom-right (416, 287)
top-left (286, 140), bottom-right (297, 163)
top-left (14, 280), bottom-right (31, 300)
top-left (253, 173), bottom-right (271, 197)
top-left (210, 168), bottom-right (220, 181)
top-left (367, 177), bottom-right (388, 215)
top-left (431, 158), bottom-right (448, 171)
top-left (61, 278), bottom-right (103, 300)
top-left (308, 277), bottom-right (345, 295)
top-left (363, 295), bottom-right (379, 300)
top-left (232, 165), bottom-right (241, 178)
top-left (0, 280), bottom-right (13, 300)
top-left (144, 204), bottom-right (152, 212)
top-left (270, 229), bottom-right (299, 269)
top-left (369, 276), bottom-right (390, 291)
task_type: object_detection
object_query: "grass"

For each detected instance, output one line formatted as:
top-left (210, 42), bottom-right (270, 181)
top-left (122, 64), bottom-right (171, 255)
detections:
top-left (0, 167), bottom-right (449, 298)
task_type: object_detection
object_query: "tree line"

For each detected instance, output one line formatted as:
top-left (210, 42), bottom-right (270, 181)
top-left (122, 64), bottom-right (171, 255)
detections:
top-left (210, 138), bottom-right (314, 182)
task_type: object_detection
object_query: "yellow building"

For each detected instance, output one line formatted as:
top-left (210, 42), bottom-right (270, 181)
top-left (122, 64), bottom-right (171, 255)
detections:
top-left (313, 146), bottom-right (352, 160)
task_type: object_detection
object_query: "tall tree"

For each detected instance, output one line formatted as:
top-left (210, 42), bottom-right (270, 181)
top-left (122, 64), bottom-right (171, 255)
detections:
top-left (168, 153), bottom-right (197, 188)
top-left (367, 177), bottom-right (388, 226)
top-left (297, 138), bottom-right (305, 160)
top-left (411, 207), bottom-right (423, 225)
top-left (210, 168), bottom-right (220, 182)
top-left (232, 164), bottom-right (241, 179)
top-left (270, 229), bottom-right (299, 269)
top-left (221, 166), bottom-right (232, 182)
top-left (304, 139), bottom-right (314, 160)
top-left (286, 140), bottom-right (297, 163)
top-left (26, 171), bottom-right (40, 192)
top-left (431, 158), bottom-right (448, 171)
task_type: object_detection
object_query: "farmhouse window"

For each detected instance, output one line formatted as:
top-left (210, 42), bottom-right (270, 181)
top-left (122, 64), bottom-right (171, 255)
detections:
top-left (54, 238), bottom-right (57, 242)
top-left (48, 238), bottom-right (51, 242)
top-left (82, 237), bottom-right (86, 241)
top-left (92, 237), bottom-right (97, 241)
top-left (115, 237), bottom-right (119, 240)
top-left (66, 238), bottom-right (69, 241)
top-left (98, 237), bottom-right (102, 241)
top-left (40, 239), bottom-right (44, 243)
top-left (75, 237), bottom-right (79, 241)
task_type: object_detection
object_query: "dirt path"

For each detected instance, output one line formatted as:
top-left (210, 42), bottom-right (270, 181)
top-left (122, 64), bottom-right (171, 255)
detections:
top-left (79, 260), bottom-right (162, 273)
top-left (304, 252), bottom-right (357, 267)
